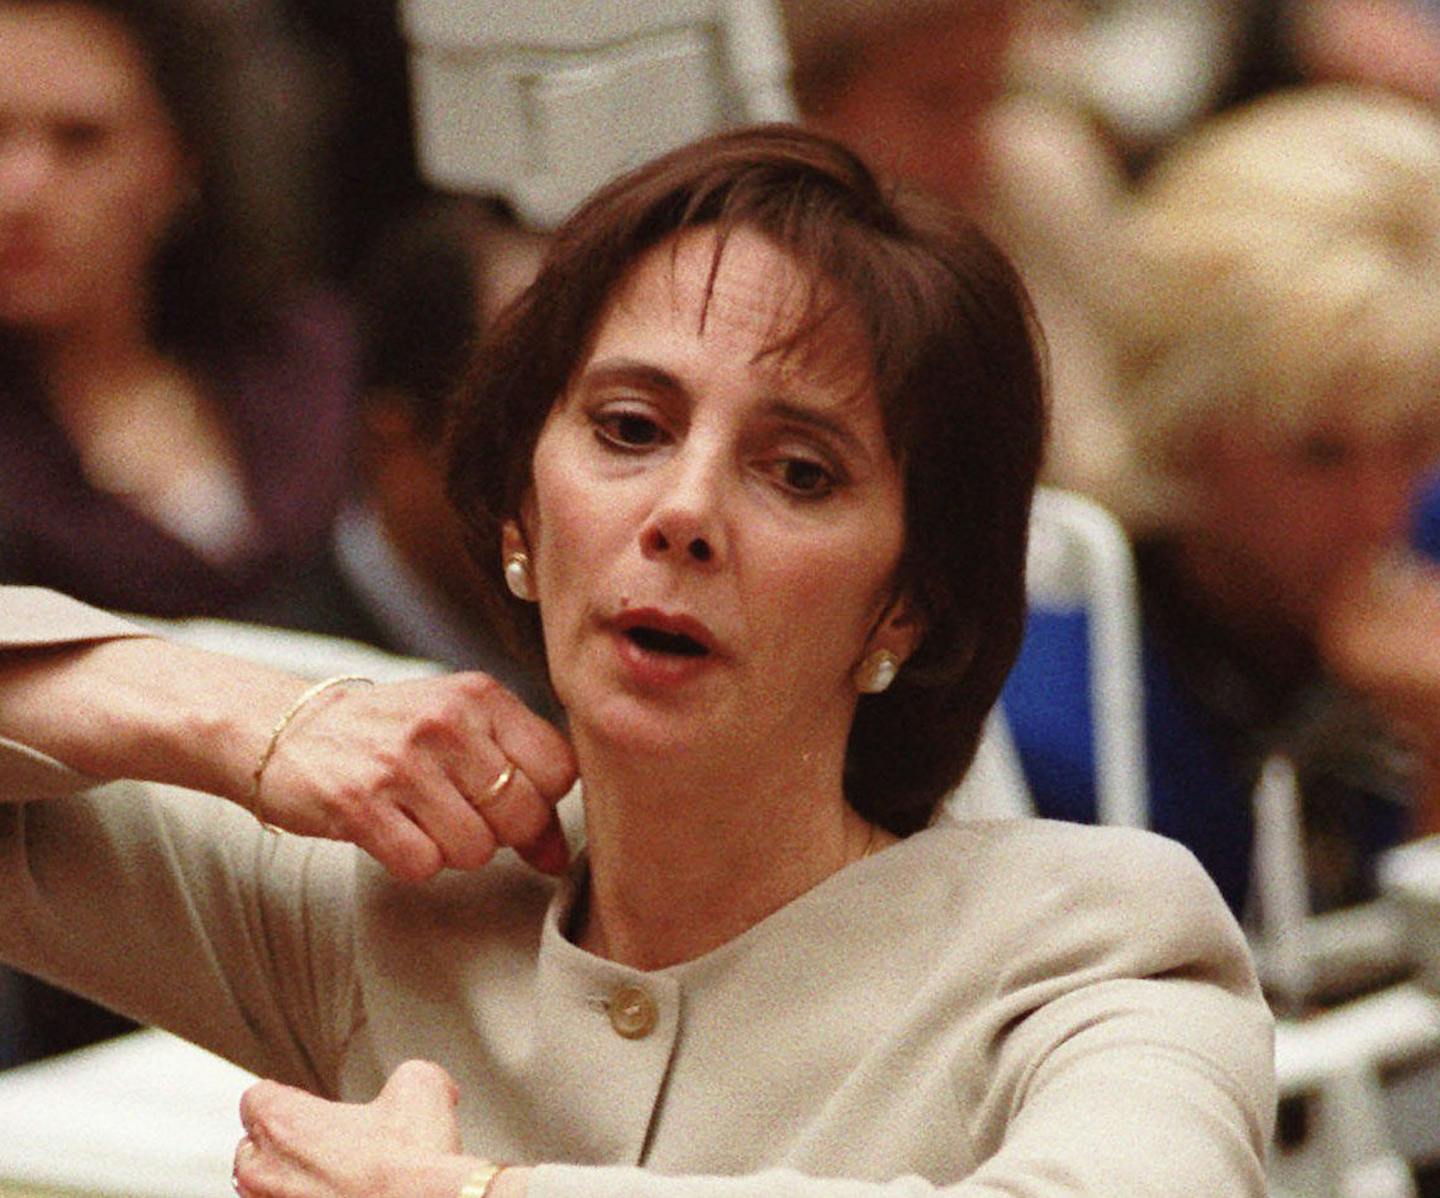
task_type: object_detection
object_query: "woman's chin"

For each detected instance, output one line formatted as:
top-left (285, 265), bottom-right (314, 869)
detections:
top-left (568, 694), bottom-right (722, 763)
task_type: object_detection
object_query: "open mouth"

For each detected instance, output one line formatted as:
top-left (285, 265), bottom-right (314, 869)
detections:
top-left (625, 626), bottom-right (710, 657)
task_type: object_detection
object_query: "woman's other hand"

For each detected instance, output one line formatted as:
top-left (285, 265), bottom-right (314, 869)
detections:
top-left (234, 1062), bottom-right (531, 1198)
top-left (235, 1060), bottom-right (469, 1198)
top-left (254, 673), bottom-right (576, 882)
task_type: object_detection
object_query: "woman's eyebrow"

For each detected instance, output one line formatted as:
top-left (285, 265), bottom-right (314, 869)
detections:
top-left (579, 357), bottom-right (687, 398)
top-left (766, 400), bottom-right (873, 462)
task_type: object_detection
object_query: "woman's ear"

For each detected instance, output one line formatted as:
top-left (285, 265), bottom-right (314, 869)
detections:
top-left (500, 520), bottom-right (536, 601)
top-left (501, 519), bottom-right (527, 561)
top-left (873, 596), bottom-right (924, 666)
top-left (853, 598), bottom-right (925, 694)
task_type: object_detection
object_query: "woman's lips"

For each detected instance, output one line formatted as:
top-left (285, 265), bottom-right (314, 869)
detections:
top-left (609, 608), bottom-right (722, 686)
top-left (612, 608), bottom-right (719, 653)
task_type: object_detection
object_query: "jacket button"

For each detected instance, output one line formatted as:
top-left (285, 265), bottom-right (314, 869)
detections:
top-left (608, 984), bottom-right (658, 1039)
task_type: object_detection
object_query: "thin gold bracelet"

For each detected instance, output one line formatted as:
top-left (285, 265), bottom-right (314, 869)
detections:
top-left (458, 1161), bottom-right (505, 1198)
top-left (245, 674), bottom-right (374, 832)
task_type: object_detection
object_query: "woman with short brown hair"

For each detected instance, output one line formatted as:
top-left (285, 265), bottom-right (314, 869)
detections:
top-left (0, 124), bottom-right (1272, 1198)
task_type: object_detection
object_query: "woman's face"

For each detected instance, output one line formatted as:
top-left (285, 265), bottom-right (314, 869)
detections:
top-left (0, 2), bottom-right (191, 331)
top-left (524, 227), bottom-right (914, 767)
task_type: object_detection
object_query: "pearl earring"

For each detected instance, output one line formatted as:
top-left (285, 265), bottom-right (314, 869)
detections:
top-left (854, 649), bottom-right (900, 694)
top-left (503, 551), bottom-right (534, 601)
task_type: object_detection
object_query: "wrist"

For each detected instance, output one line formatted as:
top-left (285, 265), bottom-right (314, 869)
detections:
top-left (488, 1166), bottom-right (530, 1198)
top-left (452, 1159), bottom-right (528, 1198)
top-left (173, 652), bottom-right (316, 803)
top-left (390, 1152), bottom-right (495, 1198)
top-left (241, 673), bottom-right (374, 827)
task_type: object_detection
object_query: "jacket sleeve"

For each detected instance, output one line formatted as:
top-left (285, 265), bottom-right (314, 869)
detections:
top-left (0, 587), bottom-right (153, 799)
top-left (0, 586), bottom-right (150, 648)
top-left (0, 781), bottom-right (362, 1094)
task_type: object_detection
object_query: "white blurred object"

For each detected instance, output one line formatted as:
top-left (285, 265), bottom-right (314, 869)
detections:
top-left (400, 0), bottom-right (796, 229)
top-left (0, 1030), bottom-right (254, 1197)
top-left (945, 487), bottom-right (1147, 827)
top-left (1271, 984), bottom-right (1440, 1198)
top-left (1250, 755), bottom-right (1318, 1011)
top-left (1248, 756), bottom-right (1408, 1014)
top-left (1080, 0), bottom-right (1241, 151)
top-left (129, 615), bottom-right (443, 683)
top-left (1381, 835), bottom-right (1440, 994)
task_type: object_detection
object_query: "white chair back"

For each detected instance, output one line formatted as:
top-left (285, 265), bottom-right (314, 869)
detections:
top-left (946, 488), bottom-right (1148, 827)
top-left (1248, 755), bottom-right (1408, 1014)
top-left (1025, 488), bottom-right (1149, 827)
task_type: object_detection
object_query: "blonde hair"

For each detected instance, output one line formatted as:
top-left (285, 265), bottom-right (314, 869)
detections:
top-left (1112, 85), bottom-right (1440, 526)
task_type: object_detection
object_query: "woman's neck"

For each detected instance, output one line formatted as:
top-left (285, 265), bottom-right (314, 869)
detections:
top-left (31, 308), bottom-right (260, 564)
top-left (571, 732), bottom-right (887, 970)
top-left (32, 304), bottom-right (166, 405)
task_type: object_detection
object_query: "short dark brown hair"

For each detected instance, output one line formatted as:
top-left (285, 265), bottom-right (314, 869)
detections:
top-left (447, 124), bottom-right (1046, 834)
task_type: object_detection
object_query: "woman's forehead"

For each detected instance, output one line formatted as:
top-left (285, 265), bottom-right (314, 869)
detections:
top-left (595, 227), bottom-right (878, 401)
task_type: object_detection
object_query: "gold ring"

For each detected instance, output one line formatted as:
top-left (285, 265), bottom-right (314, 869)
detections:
top-left (483, 762), bottom-right (516, 805)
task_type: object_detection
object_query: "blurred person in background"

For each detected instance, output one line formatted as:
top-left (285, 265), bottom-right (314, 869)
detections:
top-left (0, 0), bottom-right (356, 1065)
top-left (1291, 0), bottom-right (1440, 108)
top-left (1002, 86), bottom-right (1440, 929)
top-left (779, 0), bottom-right (1130, 497)
top-left (333, 194), bottom-right (550, 708)
top-left (0, 0), bottom-right (358, 630)
top-left (1017, 0), bottom-right (1440, 175)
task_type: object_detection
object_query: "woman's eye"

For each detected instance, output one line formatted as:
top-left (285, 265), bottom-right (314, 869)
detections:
top-left (770, 456), bottom-right (837, 498)
top-left (1294, 434), bottom-right (1350, 470)
top-left (54, 121), bottom-right (107, 155)
top-left (594, 411), bottom-right (665, 451)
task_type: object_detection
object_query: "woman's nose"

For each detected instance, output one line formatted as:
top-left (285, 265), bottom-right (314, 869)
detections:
top-left (639, 452), bottom-right (727, 568)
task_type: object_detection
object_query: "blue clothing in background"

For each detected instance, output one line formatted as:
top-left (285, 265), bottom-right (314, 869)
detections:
top-left (1002, 494), bottom-right (1434, 921)
top-left (1002, 608), bottom-right (1256, 915)
top-left (1410, 471), bottom-right (1440, 563)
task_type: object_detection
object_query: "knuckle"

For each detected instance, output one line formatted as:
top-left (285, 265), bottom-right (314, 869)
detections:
top-left (449, 832), bottom-right (497, 873)
top-left (388, 843), bottom-right (443, 884)
top-left (243, 1079), bottom-right (282, 1117)
top-left (344, 797), bottom-right (388, 840)
top-left (248, 1105), bottom-right (288, 1148)
top-left (398, 1058), bottom-right (455, 1097)
top-left (407, 710), bottom-right (451, 745)
top-left (454, 671), bottom-right (502, 702)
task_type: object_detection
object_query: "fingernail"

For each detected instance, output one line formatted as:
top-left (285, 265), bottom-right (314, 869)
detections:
top-left (534, 822), bottom-right (571, 875)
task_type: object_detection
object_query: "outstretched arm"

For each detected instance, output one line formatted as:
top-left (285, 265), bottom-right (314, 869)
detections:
top-left (0, 587), bottom-right (576, 878)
